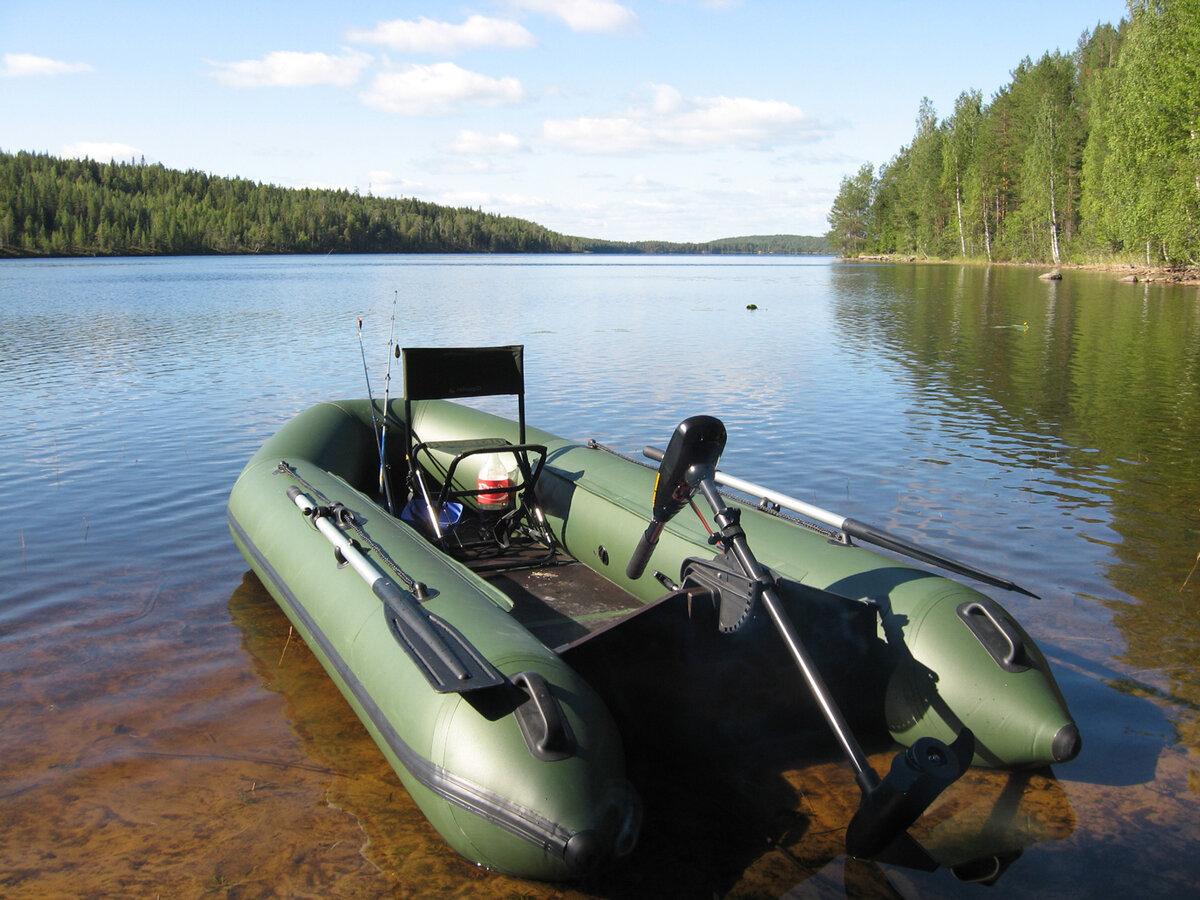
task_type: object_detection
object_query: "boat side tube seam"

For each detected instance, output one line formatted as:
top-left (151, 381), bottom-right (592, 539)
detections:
top-left (227, 506), bottom-right (575, 858)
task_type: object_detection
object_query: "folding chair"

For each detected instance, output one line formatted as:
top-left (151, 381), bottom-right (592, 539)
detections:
top-left (402, 346), bottom-right (549, 556)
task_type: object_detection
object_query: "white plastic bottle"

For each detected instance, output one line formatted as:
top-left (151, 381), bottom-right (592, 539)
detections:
top-left (476, 453), bottom-right (511, 508)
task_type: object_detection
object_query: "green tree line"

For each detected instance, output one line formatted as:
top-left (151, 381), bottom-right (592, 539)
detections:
top-left (827, 0), bottom-right (1200, 266)
top-left (0, 150), bottom-right (585, 256)
top-left (698, 234), bottom-right (831, 254)
top-left (0, 150), bottom-right (829, 258)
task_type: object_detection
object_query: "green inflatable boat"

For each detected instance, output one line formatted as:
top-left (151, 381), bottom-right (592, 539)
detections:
top-left (227, 346), bottom-right (1079, 880)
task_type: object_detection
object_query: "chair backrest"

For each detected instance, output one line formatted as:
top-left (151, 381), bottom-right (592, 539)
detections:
top-left (402, 345), bottom-right (526, 441)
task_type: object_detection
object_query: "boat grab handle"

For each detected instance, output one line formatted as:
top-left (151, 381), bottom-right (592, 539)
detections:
top-left (957, 601), bottom-right (1030, 673)
top-left (511, 671), bottom-right (575, 761)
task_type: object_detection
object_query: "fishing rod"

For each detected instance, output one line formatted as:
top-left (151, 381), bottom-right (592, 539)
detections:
top-left (356, 316), bottom-right (384, 477)
top-left (378, 291), bottom-right (399, 514)
top-left (641, 447), bottom-right (1037, 598)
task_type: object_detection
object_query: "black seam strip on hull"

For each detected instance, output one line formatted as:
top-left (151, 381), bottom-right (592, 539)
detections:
top-left (227, 506), bottom-right (572, 857)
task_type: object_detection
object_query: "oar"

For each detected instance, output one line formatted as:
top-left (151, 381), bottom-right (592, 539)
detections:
top-left (287, 486), bottom-right (503, 694)
top-left (642, 447), bottom-right (1037, 598)
top-left (632, 416), bottom-right (973, 860)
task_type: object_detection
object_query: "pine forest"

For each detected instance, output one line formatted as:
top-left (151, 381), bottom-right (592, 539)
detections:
top-left (826, 1), bottom-right (1200, 266)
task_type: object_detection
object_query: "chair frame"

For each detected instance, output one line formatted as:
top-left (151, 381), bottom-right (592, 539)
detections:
top-left (401, 345), bottom-right (548, 554)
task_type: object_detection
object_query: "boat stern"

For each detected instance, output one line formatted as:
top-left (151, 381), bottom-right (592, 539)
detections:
top-left (880, 585), bottom-right (1080, 769)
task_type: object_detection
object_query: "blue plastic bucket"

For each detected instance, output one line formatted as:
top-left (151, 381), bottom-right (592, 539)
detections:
top-left (401, 497), bottom-right (463, 532)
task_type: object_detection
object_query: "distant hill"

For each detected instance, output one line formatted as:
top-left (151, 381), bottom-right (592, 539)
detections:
top-left (668, 234), bottom-right (832, 255)
top-left (0, 150), bottom-right (828, 258)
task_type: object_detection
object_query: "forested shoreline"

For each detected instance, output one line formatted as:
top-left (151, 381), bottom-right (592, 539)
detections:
top-left (826, 1), bottom-right (1200, 267)
top-left (0, 151), bottom-right (829, 259)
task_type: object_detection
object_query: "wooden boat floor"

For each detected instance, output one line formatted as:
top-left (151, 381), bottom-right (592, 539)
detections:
top-left (475, 554), bottom-right (643, 652)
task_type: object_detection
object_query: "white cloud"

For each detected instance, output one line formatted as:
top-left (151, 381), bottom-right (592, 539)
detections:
top-left (364, 170), bottom-right (424, 196)
top-left (620, 173), bottom-right (675, 192)
top-left (651, 84), bottom-right (684, 114)
top-left (542, 116), bottom-right (649, 154)
top-left (361, 62), bottom-right (523, 115)
top-left (207, 49), bottom-right (370, 88)
top-left (436, 190), bottom-right (552, 214)
top-left (673, 96), bottom-right (812, 145)
top-left (346, 15), bottom-right (536, 54)
top-left (1, 53), bottom-right (92, 77)
top-left (557, 178), bottom-right (828, 243)
top-left (542, 86), bottom-right (818, 153)
top-left (59, 141), bottom-right (143, 162)
top-left (448, 130), bottom-right (524, 154)
top-left (512, 0), bottom-right (639, 34)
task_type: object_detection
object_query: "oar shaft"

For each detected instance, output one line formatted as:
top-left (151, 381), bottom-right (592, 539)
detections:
top-left (714, 468), bottom-right (847, 531)
top-left (643, 446), bottom-right (844, 529)
top-left (291, 489), bottom-right (382, 588)
top-left (841, 517), bottom-right (1035, 597)
top-left (644, 446), bottom-right (1037, 598)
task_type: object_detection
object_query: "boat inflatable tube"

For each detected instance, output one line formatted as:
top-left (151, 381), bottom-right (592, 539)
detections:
top-left (228, 401), bottom-right (639, 880)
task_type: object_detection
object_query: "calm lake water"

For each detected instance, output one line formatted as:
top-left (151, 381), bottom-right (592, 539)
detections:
top-left (2, 254), bottom-right (1199, 898)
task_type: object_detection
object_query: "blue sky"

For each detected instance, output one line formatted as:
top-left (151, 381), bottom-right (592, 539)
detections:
top-left (2, 1), bottom-right (1129, 243)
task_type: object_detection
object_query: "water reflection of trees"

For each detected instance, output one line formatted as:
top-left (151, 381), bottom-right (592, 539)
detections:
top-left (828, 263), bottom-right (1200, 717)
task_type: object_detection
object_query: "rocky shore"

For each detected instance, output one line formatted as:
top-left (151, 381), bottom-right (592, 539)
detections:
top-left (1072, 262), bottom-right (1200, 285)
top-left (844, 255), bottom-right (1200, 286)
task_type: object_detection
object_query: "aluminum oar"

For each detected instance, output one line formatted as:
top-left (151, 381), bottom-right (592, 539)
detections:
top-left (287, 486), bottom-right (503, 693)
top-left (643, 447), bottom-right (1038, 598)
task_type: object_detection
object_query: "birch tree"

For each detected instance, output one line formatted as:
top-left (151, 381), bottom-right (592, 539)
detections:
top-left (1109, 0), bottom-right (1200, 262)
top-left (943, 90), bottom-right (983, 257)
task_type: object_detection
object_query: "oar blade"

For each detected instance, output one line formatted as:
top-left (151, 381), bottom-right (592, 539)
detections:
top-left (375, 579), bottom-right (505, 694)
top-left (843, 518), bottom-right (1039, 599)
